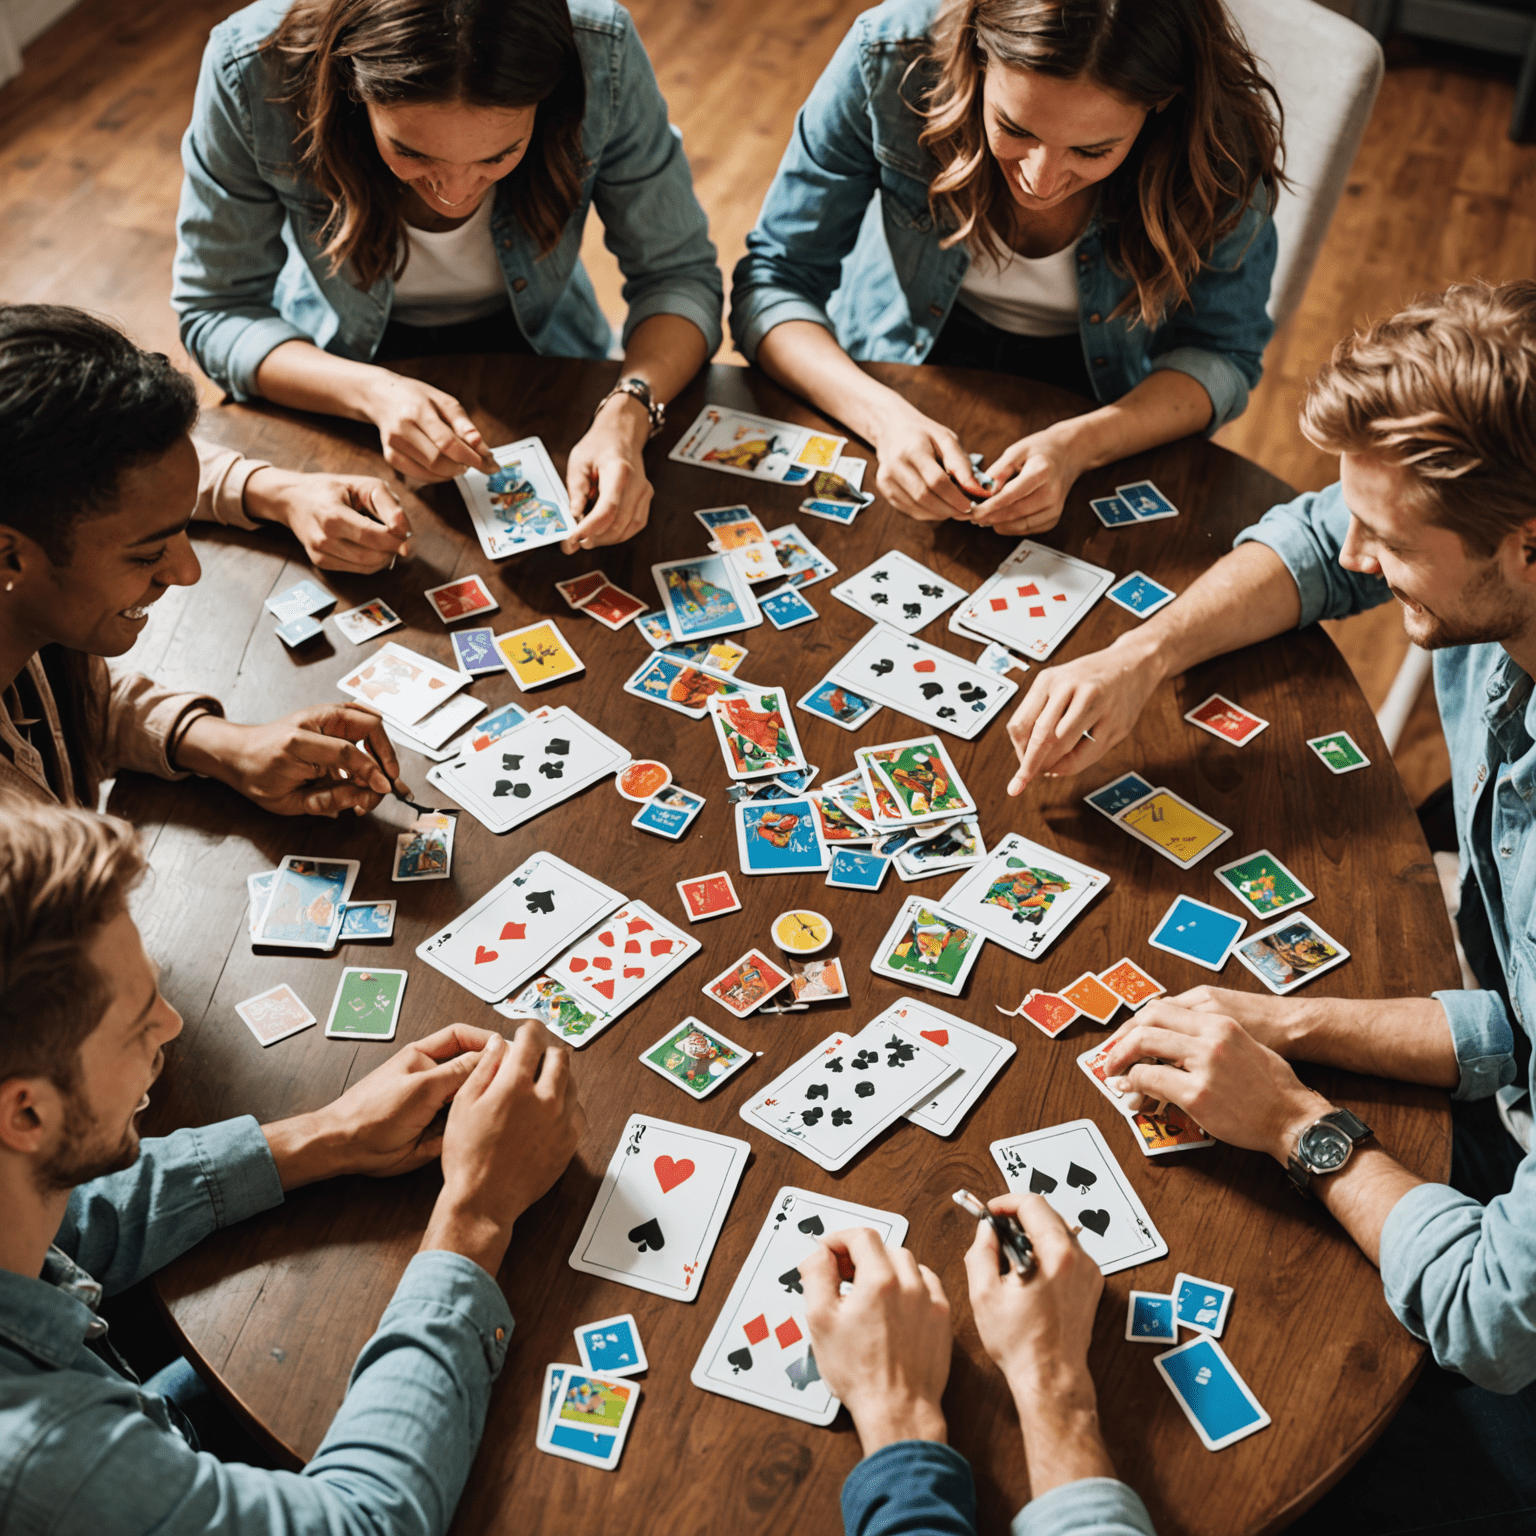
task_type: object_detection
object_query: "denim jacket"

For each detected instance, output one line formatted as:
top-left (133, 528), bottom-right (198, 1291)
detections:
top-left (730, 0), bottom-right (1275, 432)
top-left (173, 0), bottom-right (722, 400)
top-left (0, 1118), bottom-right (514, 1534)
top-left (1240, 482), bottom-right (1536, 1393)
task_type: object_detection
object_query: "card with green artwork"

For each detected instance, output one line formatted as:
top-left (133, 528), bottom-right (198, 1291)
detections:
top-left (1306, 731), bottom-right (1370, 774)
top-left (858, 736), bottom-right (976, 823)
top-left (638, 1016), bottom-right (754, 1099)
top-left (1214, 850), bottom-right (1313, 919)
top-left (324, 967), bottom-right (408, 1040)
top-left (869, 897), bottom-right (984, 996)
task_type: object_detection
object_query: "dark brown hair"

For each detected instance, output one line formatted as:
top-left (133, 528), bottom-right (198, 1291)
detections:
top-left (917, 0), bottom-right (1283, 326)
top-left (264, 0), bottom-right (588, 288)
top-left (1301, 280), bottom-right (1536, 558)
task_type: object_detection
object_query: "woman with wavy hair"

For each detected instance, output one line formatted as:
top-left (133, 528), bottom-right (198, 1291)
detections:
top-left (732, 0), bottom-right (1283, 535)
top-left (174, 0), bottom-right (722, 551)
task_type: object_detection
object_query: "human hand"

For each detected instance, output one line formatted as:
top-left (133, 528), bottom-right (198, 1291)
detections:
top-left (1098, 1001), bottom-right (1331, 1162)
top-left (870, 398), bottom-right (988, 521)
top-left (176, 704), bottom-right (400, 817)
top-left (801, 1227), bottom-right (951, 1454)
top-left (969, 427), bottom-right (1083, 536)
top-left (562, 394), bottom-right (653, 552)
top-left (361, 370), bottom-right (498, 481)
top-left (244, 466), bottom-right (413, 574)
top-left (1167, 984), bottom-right (1308, 1057)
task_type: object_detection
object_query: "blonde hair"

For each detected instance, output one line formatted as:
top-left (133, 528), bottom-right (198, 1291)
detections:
top-left (1301, 280), bottom-right (1536, 557)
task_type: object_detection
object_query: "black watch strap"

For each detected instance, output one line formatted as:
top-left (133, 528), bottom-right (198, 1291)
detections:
top-left (1286, 1107), bottom-right (1373, 1197)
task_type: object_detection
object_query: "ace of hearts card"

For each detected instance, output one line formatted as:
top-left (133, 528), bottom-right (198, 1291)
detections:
top-left (568, 1115), bottom-right (750, 1302)
top-left (691, 1188), bottom-right (908, 1425)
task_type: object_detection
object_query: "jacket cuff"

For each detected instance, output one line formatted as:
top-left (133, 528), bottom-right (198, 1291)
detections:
top-left (1012, 1477), bottom-right (1158, 1536)
top-left (224, 315), bottom-right (312, 402)
top-left (187, 1115), bottom-right (285, 1228)
top-left (1434, 988), bottom-right (1518, 1101)
top-left (620, 289), bottom-right (723, 361)
top-left (194, 440), bottom-right (269, 531)
top-left (385, 1250), bottom-right (516, 1379)
top-left (841, 1440), bottom-right (976, 1536)
top-left (1147, 345), bottom-right (1249, 434)
top-left (732, 296), bottom-right (836, 365)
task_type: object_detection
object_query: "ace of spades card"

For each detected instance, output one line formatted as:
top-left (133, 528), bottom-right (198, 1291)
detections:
top-left (950, 541), bottom-right (1114, 661)
top-left (550, 901), bottom-right (700, 1013)
top-left (416, 852), bottom-right (625, 1003)
top-left (830, 550), bottom-right (969, 634)
top-left (989, 1119), bottom-right (1168, 1275)
top-left (827, 628), bottom-right (1017, 740)
top-left (568, 1115), bottom-right (750, 1302)
top-left (691, 1188), bottom-right (909, 1425)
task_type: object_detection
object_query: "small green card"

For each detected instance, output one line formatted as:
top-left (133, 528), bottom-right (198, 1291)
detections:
top-left (1306, 731), bottom-right (1369, 774)
top-left (325, 967), bottom-right (408, 1040)
top-left (1214, 849), bottom-right (1312, 919)
top-left (639, 1016), bottom-right (752, 1099)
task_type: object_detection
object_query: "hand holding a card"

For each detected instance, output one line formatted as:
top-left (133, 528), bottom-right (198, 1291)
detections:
top-left (801, 1228), bottom-right (952, 1453)
top-left (963, 427), bottom-right (1079, 535)
top-left (243, 465), bottom-right (413, 575)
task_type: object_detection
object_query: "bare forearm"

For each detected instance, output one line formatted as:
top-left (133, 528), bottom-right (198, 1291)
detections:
top-left (756, 319), bottom-right (901, 445)
top-left (1311, 1146), bottom-right (1426, 1267)
top-left (253, 338), bottom-right (388, 422)
top-left (1044, 369), bottom-right (1213, 477)
top-left (1009, 1369), bottom-right (1118, 1498)
top-left (420, 1198), bottom-right (513, 1279)
top-left (1283, 996), bottom-right (1461, 1090)
top-left (262, 1111), bottom-right (350, 1191)
top-left (616, 313), bottom-right (708, 406)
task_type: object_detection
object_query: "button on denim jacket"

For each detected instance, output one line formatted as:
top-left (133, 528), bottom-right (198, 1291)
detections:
top-left (173, 0), bottom-right (723, 400)
top-left (730, 0), bottom-right (1276, 431)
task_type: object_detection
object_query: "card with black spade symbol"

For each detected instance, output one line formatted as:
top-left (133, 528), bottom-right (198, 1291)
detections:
top-left (416, 852), bottom-right (624, 1004)
top-left (568, 1115), bottom-right (750, 1302)
top-left (825, 628), bottom-right (1017, 741)
top-left (691, 1187), bottom-right (908, 1425)
top-left (989, 1119), bottom-right (1167, 1275)
top-left (830, 550), bottom-right (969, 634)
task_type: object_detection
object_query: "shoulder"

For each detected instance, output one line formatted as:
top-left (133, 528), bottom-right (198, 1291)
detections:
top-left (204, 0), bottom-right (291, 68)
top-left (569, 0), bottom-right (637, 44)
top-left (853, 0), bottom-right (942, 49)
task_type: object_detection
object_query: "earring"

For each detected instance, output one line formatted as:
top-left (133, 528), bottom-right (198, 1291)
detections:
top-left (3, 581), bottom-right (12, 592)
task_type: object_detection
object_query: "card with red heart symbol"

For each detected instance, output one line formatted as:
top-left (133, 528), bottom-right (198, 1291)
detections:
top-left (825, 627), bottom-right (1016, 740)
top-left (550, 902), bottom-right (700, 1015)
top-left (881, 998), bottom-right (1017, 1137)
top-left (416, 852), bottom-right (625, 1003)
top-left (569, 1114), bottom-right (750, 1302)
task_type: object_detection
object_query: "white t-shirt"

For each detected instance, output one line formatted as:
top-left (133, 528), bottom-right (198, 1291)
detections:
top-left (956, 238), bottom-right (1081, 338)
top-left (391, 195), bottom-right (507, 327)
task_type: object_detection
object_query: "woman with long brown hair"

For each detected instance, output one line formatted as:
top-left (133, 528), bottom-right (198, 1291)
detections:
top-left (732, 0), bottom-right (1283, 535)
top-left (174, 0), bottom-right (722, 551)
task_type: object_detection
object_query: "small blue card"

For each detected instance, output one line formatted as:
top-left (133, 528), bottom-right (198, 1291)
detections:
top-left (266, 578), bottom-right (334, 622)
top-left (800, 497), bottom-right (862, 525)
top-left (1106, 571), bottom-right (1177, 619)
top-left (635, 610), bottom-right (674, 649)
top-left (1173, 1272), bottom-right (1234, 1337)
top-left (798, 678), bottom-right (878, 732)
top-left (1083, 772), bottom-right (1154, 820)
top-left (1154, 1336), bottom-right (1270, 1451)
top-left (762, 587), bottom-right (818, 630)
top-left (451, 625), bottom-right (503, 675)
top-left (633, 786), bottom-right (704, 840)
top-left (1126, 1291), bottom-right (1178, 1343)
top-left (467, 701), bottom-right (529, 747)
top-left (339, 900), bottom-right (395, 941)
top-left (1091, 495), bottom-right (1137, 527)
top-left (826, 847), bottom-right (889, 892)
top-left (1148, 896), bottom-right (1246, 972)
top-left (275, 613), bottom-right (323, 647)
top-left (574, 1313), bottom-right (647, 1378)
top-left (735, 798), bottom-right (829, 874)
top-left (1117, 480), bottom-right (1178, 520)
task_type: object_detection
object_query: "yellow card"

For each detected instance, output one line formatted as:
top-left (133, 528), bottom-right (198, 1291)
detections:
top-left (494, 620), bottom-right (584, 691)
top-left (1117, 789), bottom-right (1230, 867)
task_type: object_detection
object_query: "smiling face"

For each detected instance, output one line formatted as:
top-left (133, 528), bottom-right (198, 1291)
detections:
top-left (367, 99), bottom-right (538, 215)
top-left (981, 64), bottom-right (1149, 213)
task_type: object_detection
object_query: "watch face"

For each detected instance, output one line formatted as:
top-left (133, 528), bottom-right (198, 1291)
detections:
top-left (1300, 1122), bottom-right (1352, 1171)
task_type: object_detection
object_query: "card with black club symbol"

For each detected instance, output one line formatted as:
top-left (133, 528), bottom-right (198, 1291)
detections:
top-left (825, 627), bottom-right (1016, 740)
top-left (830, 550), bottom-right (969, 634)
top-left (691, 1187), bottom-right (908, 1424)
top-left (989, 1118), bottom-right (1168, 1275)
top-left (568, 1115), bottom-right (750, 1302)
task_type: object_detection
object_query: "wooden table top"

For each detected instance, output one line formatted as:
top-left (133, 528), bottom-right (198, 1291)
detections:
top-left (128, 357), bottom-right (1457, 1536)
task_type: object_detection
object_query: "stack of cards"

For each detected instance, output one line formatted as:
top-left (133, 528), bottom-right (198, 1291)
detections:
top-left (824, 628), bottom-right (1017, 740)
top-left (1077, 1040), bottom-right (1214, 1157)
top-left (669, 404), bottom-right (847, 490)
top-left (892, 818), bottom-right (986, 881)
top-left (856, 737), bottom-right (976, 827)
top-left (1087, 777), bottom-right (1233, 871)
top-left (266, 579), bottom-right (334, 647)
top-left (708, 688), bottom-right (808, 780)
top-left (652, 551), bottom-right (762, 642)
top-left (251, 856), bottom-right (360, 951)
top-left (456, 437), bottom-right (576, 560)
top-left (1090, 480), bottom-right (1179, 527)
top-left (338, 641), bottom-right (470, 727)
top-left (831, 551), bottom-right (968, 634)
top-left (535, 1365), bottom-right (640, 1470)
top-left (881, 998), bottom-right (1016, 1136)
top-left (766, 524), bottom-right (837, 590)
top-left (809, 775), bottom-right (878, 848)
top-left (623, 651), bottom-right (748, 719)
top-left (387, 692), bottom-right (488, 760)
top-left (424, 574), bottom-right (498, 626)
top-left (544, 901), bottom-right (700, 1024)
top-left (870, 898), bottom-right (985, 995)
top-left (949, 540), bottom-right (1114, 662)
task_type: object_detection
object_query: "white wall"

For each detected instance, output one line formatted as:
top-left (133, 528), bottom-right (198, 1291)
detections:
top-left (0, 0), bottom-right (83, 86)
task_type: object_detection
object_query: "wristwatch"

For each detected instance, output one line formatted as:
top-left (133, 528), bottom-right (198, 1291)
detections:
top-left (593, 375), bottom-right (665, 439)
top-left (1286, 1107), bottom-right (1373, 1195)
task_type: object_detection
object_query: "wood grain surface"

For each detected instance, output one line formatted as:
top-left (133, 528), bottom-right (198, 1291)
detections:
top-left (128, 358), bottom-right (1458, 1536)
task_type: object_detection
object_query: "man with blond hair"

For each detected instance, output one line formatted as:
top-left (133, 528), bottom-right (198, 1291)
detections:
top-left (1004, 278), bottom-right (1536, 1529)
top-left (0, 793), bottom-right (586, 1534)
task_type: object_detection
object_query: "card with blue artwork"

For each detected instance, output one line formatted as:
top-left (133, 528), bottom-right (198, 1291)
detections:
top-left (761, 587), bottom-right (818, 630)
top-left (1126, 1291), bottom-right (1178, 1343)
top-left (1232, 914), bottom-right (1350, 995)
top-left (340, 900), bottom-right (396, 941)
top-left (1106, 572), bottom-right (1177, 619)
top-left (635, 609), bottom-right (675, 649)
top-left (623, 651), bottom-right (745, 720)
top-left (575, 1313), bottom-right (648, 1378)
top-left (1173, 1272), bottom-right (1234, 1337)
top-left (1116, 480), bottom-right (1178, 521)
top-left (265, 578), bottom-right (334, 622)
top-left (633, 786), bottom-right (705, 840)
top-left (826, 847), bottom-right (890, 891)
top-left (652, 552), bottom-right (759, 642)
top-left (275, 613), bottom-right (323, 647)
top-left (456, 436), bottom-right (575, 559)
top-left (799, 497), bottom-right (861, 525)
top-left (1091, 495), bottom-right (1137, 527)
top-left (1154, 1336), bottom-right (1269, 1451)
top-left (734, 798), bottom-right (831, 875)
top-left (798, 678), bottom-right (879, 732)
top-left (451, 625), bottom-right (503, 675)
top-left (1148, 895), bottom-right (1246, 973)
top-left (254, 856), bottom-right (360, 951)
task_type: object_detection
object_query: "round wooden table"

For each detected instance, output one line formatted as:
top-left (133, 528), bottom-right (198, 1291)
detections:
top-left (129, 357), bottom-right (1457, 1536)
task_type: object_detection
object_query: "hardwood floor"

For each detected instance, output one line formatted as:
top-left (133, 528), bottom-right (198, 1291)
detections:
top-left (1, 1), bottom-right (1529, 803)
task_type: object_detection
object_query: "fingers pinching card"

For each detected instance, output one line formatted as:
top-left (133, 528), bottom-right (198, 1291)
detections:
top-left (324, 967), bottom-right (408, 1040)
top-left (990, 1118), bottom-right (1168, 1274)
top-left (568, 1115), bottom-right (750, 1302)
top-left (456, 436), bottom-right (574, 560)
top-left (574, 1314), bottom-right (647, 1378)
top-left (1232, 915), bottom-right (1350, 994)
top-left (691, 1187), bottom-right (908, 1426)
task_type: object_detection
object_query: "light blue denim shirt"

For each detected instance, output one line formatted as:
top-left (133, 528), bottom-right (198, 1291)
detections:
top-left (173, 0), bottom-right (722, 400)
top-left (729, 0), bottom-right (1275, 432)
top-left (0, 1117), bottom-right (514, 1534)
top-left (1239, 480), bottom-right (1536, 1393)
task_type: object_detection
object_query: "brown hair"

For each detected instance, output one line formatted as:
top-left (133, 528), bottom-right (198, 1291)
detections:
top-left (917, 0), bottom-right (1283, 327)
top-left (0, 797), bottom-right (145, 1091)
top-left (263, 0), bottom-right (587, 289)
top-left (1301, 280), bottom-right (1536, 558)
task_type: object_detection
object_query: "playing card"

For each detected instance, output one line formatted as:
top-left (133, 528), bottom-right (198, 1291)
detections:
top-left (632, 786), bottom-right (705, 840)
top-left (339, 900), bottom-right (395, 941)
top-left (635, 609), bottom-right (675, 648)
top-left (456, 436), bottom-right (575, 559)
top-left (1128, 1102), bottom-right (1215, 1157)
top-left (424, 573), bottom-right (498, 624)
top-left (670, 405), bottom-right (846, 486)
top-left (548, 901), bottom-right (700, 1014)
top-left (1098, 958), bottom-right (1165, 1008)
top-left (734, 798), bottom-right (831, 875)
top-left (1091, 495), bottom-right (1137, 527)
top-left (765, 525), bottom-right (836, 590)
top-left (1083, 772), bottom-right (1156, 820)
top-left (338, 641), bottom-right (469, 726)
top-left (893, 818), bottom-right (985, 881)
top-left (826, 628), bottom-right (1017, 740)
top-left (254, 856), bottom-right (360, 950)
top-left (496, 974), bottom-right (614, 1047)
top-left (691, 1188), bottom-right (907, 1425)
top-left (976, 642), bottom-right (1025, 676)
top-left (798, 678), bottom-right (879, 732)
top-left (1126, 1292), bottom-right (1178, 1343)
top-left (416, 852), bottom-right (625, 1004)
top-left (652, 552), bottom-right (759, 642)
top-left (1115, 787), bottom-right (1232, 868)
top-left (1154, 1336), bottom-right (1270, 1452)
top-left (458, 700), bottom-right (529, 752)
top-left (622, 651), bottom-right (746, 720)
top-left (1106, 572), bottom-right (1177, 619)
top-left (857, 737), bottom-right (976, 825)
top-left (1148, 895), bottom-right (1247, 973)
top-left (391, 691), bottom-right (486, 754)
top-left (808, 785), bottom-right (876, 846)
top-left (1307, 730), bottom-right (1370, 773)
top-left (681, 638), bottom-right (749, 674)
top-left (990, 1118), bottom-right (1168, 1274)
top-left (557, 571), bottom-right (609, 609)
top-left (1061, 973), bottom-right (1121, 1024)
top-left (1116, 480), bottom-right (1178, 520)
top-left (233, 983), bottom-right (315, 1047)
top-left (1184, 693), bottom-right (1268, 746)
top-left (1232, 915), bottom-right (1350, 994)
top-left (702, 949), bottom-right (792, 1016)
top-left (1214, 850), bottom-right (1312, 920)
top-left (640, 1016), bottom-right (755, 1099)
top-left (937, 833), bottom-right (1109, 960)
top-left (949, 541), bottom-right (1113, 661)
top-left (889, 999), bottom-right (1016, 1136)
top-left (392, 813), bottom-right (455, 881)
top-left (869, 897), bottom-right (984, 996)
top-left (568, 1114), bottom-right (750, 1301)
top-left (696, 504), bottom-right (768, 549)
top-left (676, 872), bottom-right (740, 922)
top-left (830, 550), bottom-right (968, 634)
top-left (579, 581), bottom-right (647, 631)
top-left (265, 578), bottom-right (333, 622)
top-left (761, 588), bottom-right (818, 630)
top-left (275, 613), bottom-right (322, 647)
top-left (789, 956), bottom-right (847, 1003)
top-left (246, 870), bottom-right (276, 940)
top-left (1174, 1273), bottom-right (1235, 1337)
top-left (1018, 991), bottom-right (1080, 1038)
top-left (451, 626), bottom-right (504, 676)
top-left (535, 1364), bottom-right (640, 1470)
top-left (826, 848), bottom-right (890, 892)
top-left (729, 542), bottom-right (784, 585)
top-left (494, 619), bottom-right (583, 691)
top-left (332, 598), bottom-right (401, 644)
top-left (324, 966), bottom-right (407, 1040)
top-left (574, 1314), bottom-right (648, 1378)
top-left (709, 688), bottom-right (807, 780)
top-left (821, 769), bottom-right (879, 832)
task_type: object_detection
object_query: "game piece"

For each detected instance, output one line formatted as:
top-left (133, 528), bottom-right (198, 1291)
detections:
top-left (494, 619), bottom-right (584, 690)
top-left (734, 798), bottom-right (831, 875)
top-left (949, 539), bottom-right (1113, 661)
top-left (632, 786), bottom-right (704, 840)
top-left (709, 688), bottom-right (807, 780)
top-left (675, 872), bottom-right (741, 922)
top-left (1115, 480), bottom-right (1179, 520)
top-left (615, 759), bottom-right (672, 802)
top-left (1307, 730), bottom-right (1370, 773)
top-left (702, 948), bottom-right (792, 1016)
top-left (1154, 1336), bottom-right (1270, 1452)
top-left (1090, 494), bottom-right (1137, 527)
top-left (1233, 914), bottom-right (1350, 994)
top-left (1115, 786), bottom-right (1232, 868)
top-left (1015, 991), bottom-right (1080, 1038)
top-left (826, 848), bottom-right (890, 892)
top-left (450, 626), bottom-right (503, 676)
top-left (574, 1314), bottom-right (648, 1378)
top-left (1098, 958), bottom-right (1164, 1008)
top-left (938, 833), bottom-right (1109, 960)
top-left (556, 571), bottom-right (609, 609)
top-left (761, 587), bottom-right (818, 630)
top-left (392, 812), bottom-right (454, 881)
top-left (579, 581), bottom-right (648, 631)
top-left (275, 613), bottom-right (323, 647)
top-left (652, 551), bottom-right (759, 642)
top-left (1174, 1273), bottom-right (1235, 1337)
top-left (534, 1365), bottom-right (640, 1470)
top-left (339, 900), bottom-right (396, 941)
top-left (424, 573), bottom-right (498, 624)
top-left (338, 640), bottom-right (469, 726)
top-left (1060, 972), bottom-right (1122, 1024)
top-left (333, 598), bottom-right (402, 644)
top-left (890, 998), bottom-right (1016, 1136)
top-left (830, 550), bottom-right (968, 633)
top-left (324, 967), bottom-right (408, 1040)
top-left (825, 627), bottom-right (1017, 740)
top-left (1214, 850), bottom-right (1313, 920)
top-left (549, 901), bottom-right (700, 1015)
top-left (1083, 771), bottom-right (1155, 819)
top-left (1184, 693), bottom-right (1269, 746)
top-left (639, 1017), bottom-right (755, 1100)
top-left (265, 578), bottom-right (334, 622)
top-left (253, 856), bottom-right (360, 951)
top-left (1126, 1292), bottom-right (1178, 1343)
top-left (1106, 572), bottom-right (1177, 619)
top-left (870, 897), bottom-right (984, 996)
top-left (798, 678), bottom-right (879, 732)
top-left (991, 1118), bottom-right (1168, 1275)
top-left (669, 404), bottom-right (847, 489)
top-left (1148, 895), bottom-right (1247, 973)
top-left (456, 436), bottom-right (575, 559)
top-left (765, 524), bottom-right (837, 589)
top-left (788, 956), bottom-right (846, 1003)
top-left (498, 974), bottom-right (613, 1048)
top-left (771, 909), bottom-right (832, 954)
top-left (234, 983), bottom-right (315, 1047)
top-left (568, 1114), bottom-right (750, 1302)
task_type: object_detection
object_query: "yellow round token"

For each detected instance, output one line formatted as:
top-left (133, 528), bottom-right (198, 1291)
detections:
top-left (772, 909), bottom-right (833, 955)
